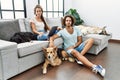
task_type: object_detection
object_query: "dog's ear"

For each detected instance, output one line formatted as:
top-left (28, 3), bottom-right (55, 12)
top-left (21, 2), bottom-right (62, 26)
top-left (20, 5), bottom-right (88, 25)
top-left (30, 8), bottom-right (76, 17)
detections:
top-left (42, 47), bottom-right (47, 53)
top-left (53, 46), bottom-right (58, 52)
top-left (100, 26), bottom-right (108, 35)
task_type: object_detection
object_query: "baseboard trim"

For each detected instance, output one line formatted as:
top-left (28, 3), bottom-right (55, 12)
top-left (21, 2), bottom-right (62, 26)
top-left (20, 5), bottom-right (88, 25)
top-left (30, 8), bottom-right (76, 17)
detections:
top-left (109, 39), bottom-right (120, 43)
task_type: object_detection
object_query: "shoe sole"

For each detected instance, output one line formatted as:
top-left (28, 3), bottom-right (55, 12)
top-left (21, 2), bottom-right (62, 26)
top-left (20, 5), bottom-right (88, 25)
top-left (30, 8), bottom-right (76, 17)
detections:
top-left (75, 59), bottom-right (83, 65)
top-left (98, 68), bottom-right (106, 77)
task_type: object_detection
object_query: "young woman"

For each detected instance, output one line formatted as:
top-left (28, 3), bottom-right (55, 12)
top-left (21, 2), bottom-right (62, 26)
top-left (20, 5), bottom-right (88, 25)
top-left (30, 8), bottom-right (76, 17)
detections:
top-left (30, 4), bottom-right (60, 40)
top-left (49, 15), bottom-right (106, 77)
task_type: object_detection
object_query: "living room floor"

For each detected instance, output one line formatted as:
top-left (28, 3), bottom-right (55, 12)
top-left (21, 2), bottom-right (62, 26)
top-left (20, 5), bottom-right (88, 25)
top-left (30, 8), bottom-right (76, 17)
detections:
top-left (9, 41), bottom-right (120, 80)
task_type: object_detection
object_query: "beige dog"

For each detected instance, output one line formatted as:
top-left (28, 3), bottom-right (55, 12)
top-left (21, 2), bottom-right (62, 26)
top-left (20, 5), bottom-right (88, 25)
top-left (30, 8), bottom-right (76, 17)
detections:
top-left (42, 47), bottom-right (75, 74)
top-left (76, 25), bottom-right (108, 36)
top-left (42, 47), bottom-right (62, 74)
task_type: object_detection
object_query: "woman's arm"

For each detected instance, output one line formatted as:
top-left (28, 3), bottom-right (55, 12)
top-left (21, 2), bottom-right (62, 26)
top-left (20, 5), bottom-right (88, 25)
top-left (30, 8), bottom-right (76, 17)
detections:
top-left (30, 22), bottom-right (43, 35)
top-left (48, 26), bottom-right (51, 30)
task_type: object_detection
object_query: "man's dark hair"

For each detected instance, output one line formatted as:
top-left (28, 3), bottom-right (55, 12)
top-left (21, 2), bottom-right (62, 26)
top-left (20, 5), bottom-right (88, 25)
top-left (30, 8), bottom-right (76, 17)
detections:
top-left (62, 15), bottom-right (75, 26)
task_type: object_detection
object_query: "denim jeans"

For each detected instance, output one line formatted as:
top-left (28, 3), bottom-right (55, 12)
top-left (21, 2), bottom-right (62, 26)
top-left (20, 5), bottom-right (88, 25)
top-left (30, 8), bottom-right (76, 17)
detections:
top-left (37, 30), bottom-right (48, 40)
top-left (37, 27), bottom-right (59, 40)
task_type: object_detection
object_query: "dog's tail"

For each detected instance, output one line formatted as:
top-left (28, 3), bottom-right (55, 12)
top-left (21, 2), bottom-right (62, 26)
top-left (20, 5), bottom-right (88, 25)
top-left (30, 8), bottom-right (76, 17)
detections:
top-left (57, 48), bottom-right (64, 58)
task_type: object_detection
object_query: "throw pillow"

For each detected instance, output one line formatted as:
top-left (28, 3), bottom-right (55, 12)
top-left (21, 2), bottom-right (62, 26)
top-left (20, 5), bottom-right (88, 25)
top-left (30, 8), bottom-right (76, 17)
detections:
top-left (0, 19), bottom-right (20, 41)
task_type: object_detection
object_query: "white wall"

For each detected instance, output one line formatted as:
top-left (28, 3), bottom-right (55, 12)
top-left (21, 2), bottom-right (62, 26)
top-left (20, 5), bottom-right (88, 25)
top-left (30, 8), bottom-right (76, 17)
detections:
top-left (72, 0), bottom-right (120, 40)
top-left (26, 0), bottom-right (73, 18)
top-left (26, 0), bottom-right (120, 40)
top-left (64, 0), bottom-right (72, 13)
top-left (26, 0), bottom-right (38, 18)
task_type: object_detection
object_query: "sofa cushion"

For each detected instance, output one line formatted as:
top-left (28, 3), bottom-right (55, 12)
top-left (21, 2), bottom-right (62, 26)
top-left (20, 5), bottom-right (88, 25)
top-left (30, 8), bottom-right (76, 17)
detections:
top-left (82, 34), bottom-right (110, 45)
top-left (17, 37), bottom-right (63, 57)
top-left (45, 17), bottom-right (62, 28)
top-left (0, 19), bottom-right (20, 41)
top-left (24, 18), bottom-right (32, 32)
top-left (17, 41), bottom-right (49, 57)
top-left (18, 19), bottom-right (26, 32)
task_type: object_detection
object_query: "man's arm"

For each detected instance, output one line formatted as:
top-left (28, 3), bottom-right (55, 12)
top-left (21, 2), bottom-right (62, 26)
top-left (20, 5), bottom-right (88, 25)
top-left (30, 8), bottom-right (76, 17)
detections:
top-left (49, 34), bottom-right (60, 47)
top-left (74, 36), bottom-right (82, 48)
top-left (66, 36), bottom-right (82, 50)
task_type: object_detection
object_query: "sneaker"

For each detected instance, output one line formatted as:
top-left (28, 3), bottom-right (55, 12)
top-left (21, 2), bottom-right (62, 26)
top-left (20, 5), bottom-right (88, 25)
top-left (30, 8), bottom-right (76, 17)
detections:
top-left (92, 65), bottom-right (106, 77)
top-left (75, 59), bottom-right (83, 65)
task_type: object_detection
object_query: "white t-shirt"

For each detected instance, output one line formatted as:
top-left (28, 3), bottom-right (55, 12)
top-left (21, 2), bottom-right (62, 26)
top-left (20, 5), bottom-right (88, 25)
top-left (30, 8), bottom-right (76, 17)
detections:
top-left (30, 18), bottom-right (45, 31)
top-left (57, 26), bottom-right (82, 50)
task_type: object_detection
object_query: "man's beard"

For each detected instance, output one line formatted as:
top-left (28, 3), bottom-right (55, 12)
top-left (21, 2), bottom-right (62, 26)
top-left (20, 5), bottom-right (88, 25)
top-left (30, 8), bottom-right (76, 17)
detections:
top-left (66, 23), bottom-right (72, 27)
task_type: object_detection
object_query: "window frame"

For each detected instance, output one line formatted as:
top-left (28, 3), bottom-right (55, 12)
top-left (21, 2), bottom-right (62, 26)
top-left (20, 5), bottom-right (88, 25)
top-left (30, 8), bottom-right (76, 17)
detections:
top-left (0, 0), bottom-right (27, 19)
top-left (38, 0), bottom-right (64, 18)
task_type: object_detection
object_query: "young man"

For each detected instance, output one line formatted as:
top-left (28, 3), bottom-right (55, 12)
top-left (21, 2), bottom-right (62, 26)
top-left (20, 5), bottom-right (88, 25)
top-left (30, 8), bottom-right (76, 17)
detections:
top-left (49, 15), bottom-right (106, 77)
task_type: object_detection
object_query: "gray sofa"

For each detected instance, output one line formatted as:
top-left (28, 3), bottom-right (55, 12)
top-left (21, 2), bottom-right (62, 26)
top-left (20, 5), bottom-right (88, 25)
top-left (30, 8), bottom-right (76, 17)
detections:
top-left (0, 17), bottom-right (111, 80)
top-left (0, 18), bottom-right (63, 80)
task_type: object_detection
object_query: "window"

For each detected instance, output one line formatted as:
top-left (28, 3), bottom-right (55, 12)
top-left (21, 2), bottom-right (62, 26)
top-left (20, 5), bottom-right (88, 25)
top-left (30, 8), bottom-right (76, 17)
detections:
top-left (38, 0), bottom-right (64, 18)
top-left (0, 0), bottom-right (26, 19)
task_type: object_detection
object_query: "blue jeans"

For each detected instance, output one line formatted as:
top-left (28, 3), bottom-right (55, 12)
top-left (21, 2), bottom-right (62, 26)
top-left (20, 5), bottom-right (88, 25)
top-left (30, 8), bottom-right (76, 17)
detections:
top-left (37, 33), bottom-right (48, 40)
top-left (37, 30), bottom-right (48, 40)
top-left (37, 27), bottom-right (59, 40)
top-left (48, 26), bottom-right (59, 38)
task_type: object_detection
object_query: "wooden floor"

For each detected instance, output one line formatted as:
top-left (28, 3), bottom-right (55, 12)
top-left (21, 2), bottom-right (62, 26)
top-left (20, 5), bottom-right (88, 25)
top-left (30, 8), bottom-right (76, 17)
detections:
top-left (9, 42), bottom-right (120, 80)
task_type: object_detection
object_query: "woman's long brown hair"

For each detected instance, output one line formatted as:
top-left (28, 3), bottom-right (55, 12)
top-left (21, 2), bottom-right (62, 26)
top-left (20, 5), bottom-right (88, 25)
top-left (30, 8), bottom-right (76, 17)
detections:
top-left (34, 4), bottom-right (49, 32)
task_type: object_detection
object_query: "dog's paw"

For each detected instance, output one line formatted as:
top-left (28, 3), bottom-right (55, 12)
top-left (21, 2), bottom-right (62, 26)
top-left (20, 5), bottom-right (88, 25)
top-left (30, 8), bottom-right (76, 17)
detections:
top-left (62, 58), bottom-right (65, 61)
top-left (65, 58), bottom-right (68, 60)
top-left (43, 68), bottom-right (47, 74)
top-left (62, 58), bottom-right (68, 61)
top-left (68, 57), bottom-right (75, 62)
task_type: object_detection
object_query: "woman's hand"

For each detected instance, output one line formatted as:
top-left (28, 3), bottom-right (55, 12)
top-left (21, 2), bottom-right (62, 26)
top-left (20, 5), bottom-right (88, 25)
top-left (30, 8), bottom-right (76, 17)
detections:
top-left (38, 32), bottom-right (44, 36)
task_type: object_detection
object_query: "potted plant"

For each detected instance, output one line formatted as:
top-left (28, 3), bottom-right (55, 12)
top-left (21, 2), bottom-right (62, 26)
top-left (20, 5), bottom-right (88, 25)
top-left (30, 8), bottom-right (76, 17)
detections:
top-left (65, 8), bottom-right (84, 25)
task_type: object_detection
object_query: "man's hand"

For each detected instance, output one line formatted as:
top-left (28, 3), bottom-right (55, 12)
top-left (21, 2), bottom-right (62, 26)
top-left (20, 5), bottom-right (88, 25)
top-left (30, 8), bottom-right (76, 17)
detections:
top-left (49, 41), bottom-right (55, 47)
top-left (49, 34), bottom-right (59, 47)
top-left (66, 45), bottom-right (74, 50)
top-left (57, 27), bottom-right (62, 30)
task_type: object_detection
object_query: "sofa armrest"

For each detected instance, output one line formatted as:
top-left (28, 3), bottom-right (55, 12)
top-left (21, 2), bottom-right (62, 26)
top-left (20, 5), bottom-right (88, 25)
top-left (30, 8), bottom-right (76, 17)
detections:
top-left (82, 33), bottom-right (112, 45)
top-left (0, 40), bottom-right (17, 54)
top-left (0, 40), bottom-right (19, 80)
